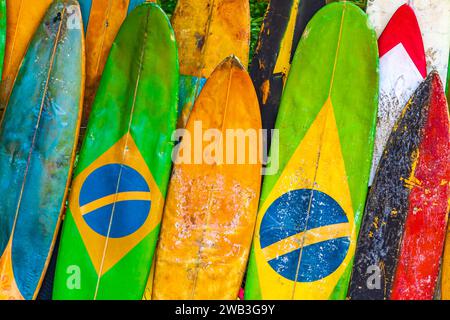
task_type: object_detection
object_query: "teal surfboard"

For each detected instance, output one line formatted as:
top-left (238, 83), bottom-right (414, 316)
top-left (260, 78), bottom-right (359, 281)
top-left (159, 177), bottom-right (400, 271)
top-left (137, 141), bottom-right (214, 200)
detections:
top-left (0, 0), bottom-right (84, 300)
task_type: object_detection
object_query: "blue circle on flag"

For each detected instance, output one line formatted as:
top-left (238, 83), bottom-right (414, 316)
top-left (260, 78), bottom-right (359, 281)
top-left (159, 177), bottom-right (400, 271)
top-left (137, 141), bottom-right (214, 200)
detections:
top-left (79, 164), bottom-right (151, 238)
top-left (260, 189), bottom-right (350, 282)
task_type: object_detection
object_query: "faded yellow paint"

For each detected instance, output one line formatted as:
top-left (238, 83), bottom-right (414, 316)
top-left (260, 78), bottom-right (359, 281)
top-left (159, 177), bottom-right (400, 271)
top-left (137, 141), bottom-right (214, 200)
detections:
top-left (0, 240), bottom-right (24, 300)
top-left (273, 0), bottom-right (299, 78)
top-left (172, 0), bottom-right (250, 78)
top-left (0, 0), bottom-right (53, 113)
top-left (152, 57), bottom-right (261, 300)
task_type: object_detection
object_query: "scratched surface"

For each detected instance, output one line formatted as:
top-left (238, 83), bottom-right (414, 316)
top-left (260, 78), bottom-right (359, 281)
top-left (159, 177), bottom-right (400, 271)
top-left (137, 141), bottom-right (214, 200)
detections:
top-left (0, 0), bottom-right (53, 116)
top-left (53, 3), bottom-right (178, 300)
top-left (250, 0), bottom-right (325, 151)
top-left (0, 0), bottom-right (84, 300)
top-left (153, 57), bottom-right (262, 300)
top-left (245, 3), bottom-right (378, 300)
top-left (349, 72), bottom-right (450, 300)
top-left (369, 4), bottom-right (426, 185)
top-left (172, 0), bottom-right (250, 127)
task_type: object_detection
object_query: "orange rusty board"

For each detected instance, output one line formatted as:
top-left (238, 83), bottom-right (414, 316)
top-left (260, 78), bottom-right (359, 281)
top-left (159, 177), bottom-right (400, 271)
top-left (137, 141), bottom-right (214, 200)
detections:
top-left (152, 56), bottom-right (262, 300)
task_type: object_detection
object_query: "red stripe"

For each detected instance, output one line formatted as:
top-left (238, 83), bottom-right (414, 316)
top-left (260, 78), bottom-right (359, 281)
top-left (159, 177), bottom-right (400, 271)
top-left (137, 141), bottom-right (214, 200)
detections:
top-left (378, 4), bottom-right (427, 78)
top-left (391, 73), bottom-right (450, 300)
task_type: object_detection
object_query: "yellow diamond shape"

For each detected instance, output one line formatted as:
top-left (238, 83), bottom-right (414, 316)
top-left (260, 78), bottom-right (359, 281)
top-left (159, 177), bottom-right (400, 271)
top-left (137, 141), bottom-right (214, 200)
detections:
top-left (70, 133), bottom-right (163, 276)
top-left (254, 98), bottom-right (357, 299)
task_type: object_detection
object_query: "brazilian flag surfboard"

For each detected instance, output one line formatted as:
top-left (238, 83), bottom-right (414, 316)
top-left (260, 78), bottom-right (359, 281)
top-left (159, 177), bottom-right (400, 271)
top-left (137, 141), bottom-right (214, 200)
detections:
top-left (245, 2), bottom-right (378, 300)
top-left (53, 3), bottom-right (178, 300)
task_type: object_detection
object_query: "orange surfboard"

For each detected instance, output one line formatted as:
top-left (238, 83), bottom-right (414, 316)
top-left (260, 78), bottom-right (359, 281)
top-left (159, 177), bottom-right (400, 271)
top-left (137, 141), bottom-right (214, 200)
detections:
top-left (152, 56), bottom-right (262, 300)
top-left (0, 0), bottom-right (53, 114)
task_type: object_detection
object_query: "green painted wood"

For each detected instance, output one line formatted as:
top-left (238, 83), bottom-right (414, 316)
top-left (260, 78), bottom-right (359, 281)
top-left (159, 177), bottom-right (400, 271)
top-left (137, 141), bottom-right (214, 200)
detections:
top-left (53, 3), bottom-right (178, 300)
top-left (245, 2), bottom-right (378, 300)
top-left (0, 0), bottom-right (84, 300)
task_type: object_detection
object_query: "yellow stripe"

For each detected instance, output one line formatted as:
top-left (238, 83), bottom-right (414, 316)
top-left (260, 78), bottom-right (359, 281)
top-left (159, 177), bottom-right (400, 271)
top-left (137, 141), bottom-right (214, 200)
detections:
top-left (80, 191), bottom-right (151, 215)
top-left (262, 223), bottom-right (350, 262)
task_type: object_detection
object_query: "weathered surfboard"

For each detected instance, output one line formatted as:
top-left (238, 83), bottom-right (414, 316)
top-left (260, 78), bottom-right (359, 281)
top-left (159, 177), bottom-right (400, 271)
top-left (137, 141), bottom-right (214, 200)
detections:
top-left (367, 0), bottom-right (450, 88)
top-left (245, 2), bottom-right (379, 300)
top-left (172, 0), bottom-right (250, 128)
top-left (80, 0), bottom-right (151, 135)
top-left (349, 72), bottom-right (449, 300)
top-left (0, 0), bottom-right (84, 300)
top-left (0, 0), bottom-right (53, 115)
top-left (369, 4), bottom-right (426, 185)
top-left (152, 57), bottom-right (262, 300)
top-left (251, 0), bottom-right (367, 150)
top-left (53, 3), bottom-right (178, 300)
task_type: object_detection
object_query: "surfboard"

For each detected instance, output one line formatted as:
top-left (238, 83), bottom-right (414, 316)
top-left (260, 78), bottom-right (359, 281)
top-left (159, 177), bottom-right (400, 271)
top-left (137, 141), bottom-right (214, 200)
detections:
top-left (53, 3), bottom-right (178, 300)
top-left (0, 0), bottom-right (84, 300)
top-left (444, 217), bottom-right (450, 300)
top-left (0, 0), bottom-right (53, 115)
top-left (172, 0), bottom-right (250, 128)
top-left (244, 2), bottom-right (379, 300)
top-left (251, 0), bottom-right (367, 151)
top-left (349, 72), bottom-right (449, 300)
top-left (367, 0), bottom-right (450, 88)
top-left (369, 4), bottom-right (426, 185)
top-left (80, 0), bottom-right (151, 137)
top-left (152, 56), bottom-right (262, 300)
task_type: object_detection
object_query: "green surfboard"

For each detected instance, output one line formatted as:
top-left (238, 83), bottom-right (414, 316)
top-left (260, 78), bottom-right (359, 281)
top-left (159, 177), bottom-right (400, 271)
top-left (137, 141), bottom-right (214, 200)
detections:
top-left (53, 3), bottom-right (178, 300)
top-left (245, 2), bottom-right (378, 300)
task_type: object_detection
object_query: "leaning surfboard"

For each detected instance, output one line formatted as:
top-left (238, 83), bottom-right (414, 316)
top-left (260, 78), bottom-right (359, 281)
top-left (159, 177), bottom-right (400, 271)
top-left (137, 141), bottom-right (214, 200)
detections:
top-left (349, 72), bottom-right (449, 300)
top-left (245, 2), bottom-right (379, 300)
top-left (0, 0), bottom-right (53, 115)
top-left (367, 0), bottom-right (450, 88)
top-left (80, 0), bottom-right (153, 134)
top-left (369, 4), bottom-right (426, 185)
top-left (53, 3), bottom-right (178, 300)
top-left (0, 0), bottom-right (84, 300)
top-left (251, 0), bottom-right (368, 150)
top-left (153, 56), bottom-right (262, 300)
top-left (172, 0), bottom-right (250, 128)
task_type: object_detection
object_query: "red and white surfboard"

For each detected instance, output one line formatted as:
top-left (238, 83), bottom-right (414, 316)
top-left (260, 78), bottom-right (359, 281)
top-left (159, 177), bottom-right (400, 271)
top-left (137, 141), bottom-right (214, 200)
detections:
top-left (369, 4), bottom-right (427, 185)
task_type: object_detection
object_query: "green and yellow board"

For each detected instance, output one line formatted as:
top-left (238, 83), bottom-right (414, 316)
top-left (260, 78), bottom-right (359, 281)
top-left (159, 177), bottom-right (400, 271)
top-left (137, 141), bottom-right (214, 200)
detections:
top-left (53, 3), bottom-right (178, 300)
top-left (251, 0), bottom-right (367, 149)
top-left (0, 0), bottom-right (84, 300)
top-left (245, 2), bottom-right (378, 300)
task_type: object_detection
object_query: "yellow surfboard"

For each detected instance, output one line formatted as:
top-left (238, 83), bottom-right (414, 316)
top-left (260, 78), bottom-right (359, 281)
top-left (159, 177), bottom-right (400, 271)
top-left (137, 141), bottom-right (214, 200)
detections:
top-left (443, 225), bottom-right (450, 300)
top-left (152, 56), bottom-right (262, 300)
top-left (173, 0), bottom-right (250, 127)
top-left (0, 0), bottom-right (53, 114)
